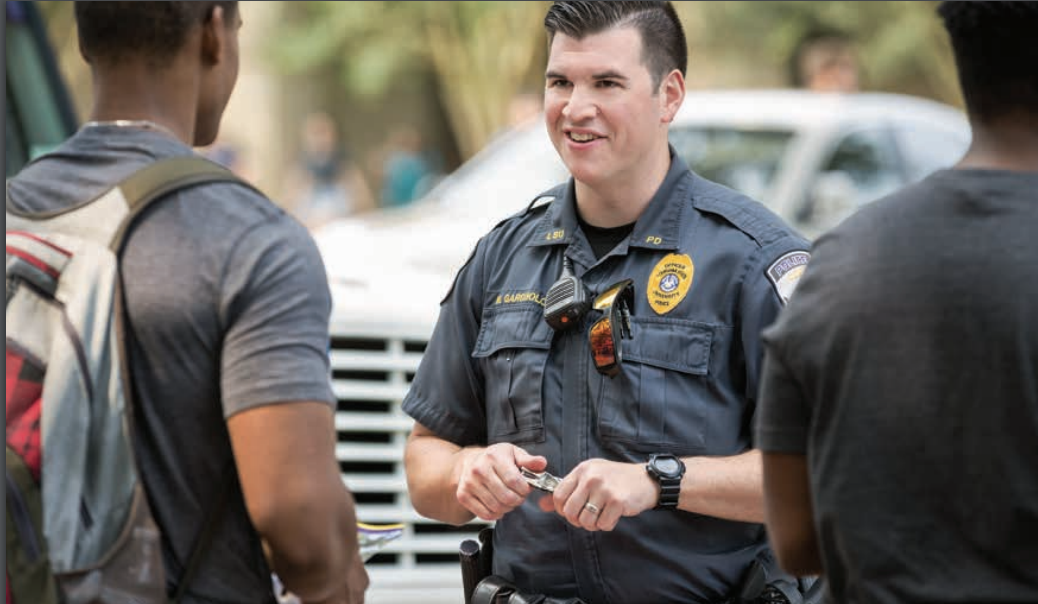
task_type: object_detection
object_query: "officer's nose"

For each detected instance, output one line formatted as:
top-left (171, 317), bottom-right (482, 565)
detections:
top-left (562, 87), bottom-right (598, 122)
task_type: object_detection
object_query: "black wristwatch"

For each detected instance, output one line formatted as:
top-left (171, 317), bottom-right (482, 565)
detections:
top-left (646, 453), bottom-right (685, 509)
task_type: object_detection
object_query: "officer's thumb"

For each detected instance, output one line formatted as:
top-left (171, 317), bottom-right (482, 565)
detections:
top-left (513, 448), bottom-right (547, 473)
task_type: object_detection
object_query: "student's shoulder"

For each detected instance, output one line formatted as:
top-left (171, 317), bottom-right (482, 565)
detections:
top-left (184, 160), bottom-right (287, 223)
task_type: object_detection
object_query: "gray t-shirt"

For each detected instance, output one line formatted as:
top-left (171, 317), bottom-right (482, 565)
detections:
top-left (756, 169), bottom-right (1038, 603)
top-left (7, 125), bottom-right (337, 604)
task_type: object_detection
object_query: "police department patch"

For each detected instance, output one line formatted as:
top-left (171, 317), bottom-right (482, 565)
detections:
top-left (766, 251), bottom-right (810, 304)
top-left (648, 253), bottom-right (694, 315)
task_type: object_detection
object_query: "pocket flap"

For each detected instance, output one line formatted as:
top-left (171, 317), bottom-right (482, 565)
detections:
top-left (473, 306), bottom-right (553, 358)
top-left (623, 317), bottom-right (713, 376)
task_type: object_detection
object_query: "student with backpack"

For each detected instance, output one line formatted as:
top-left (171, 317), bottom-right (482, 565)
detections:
top-left (5, 3), bottom-right (368, 604)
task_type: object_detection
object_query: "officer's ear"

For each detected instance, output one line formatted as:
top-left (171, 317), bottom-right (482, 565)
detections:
top-left (660, 69), bottom-right (685, 124)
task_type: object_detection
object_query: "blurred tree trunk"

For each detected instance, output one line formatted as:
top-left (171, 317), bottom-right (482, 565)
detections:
top-left (422, 2), bottom-right (548, 159)
top-left (277, 1), bottom-right (548, 162)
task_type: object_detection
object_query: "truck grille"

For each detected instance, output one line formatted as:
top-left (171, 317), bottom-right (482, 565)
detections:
top-left (330, 328), bottom-right (490, 603)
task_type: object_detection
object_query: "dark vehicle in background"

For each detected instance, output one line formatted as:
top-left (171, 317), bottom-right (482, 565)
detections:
top-left (5, 0), bottom-right (78, 178)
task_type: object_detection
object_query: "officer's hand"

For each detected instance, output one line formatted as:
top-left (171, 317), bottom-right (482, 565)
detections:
top-left (538, 459), bottom-right (656, 531)
top-left (456, 443), bottom-right (547, 521)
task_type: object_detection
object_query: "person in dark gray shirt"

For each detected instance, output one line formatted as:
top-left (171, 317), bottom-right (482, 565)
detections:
top-left (6, 3), bottom-right (367, 603)
top-left (757, 2), bottom-right (1038, 603)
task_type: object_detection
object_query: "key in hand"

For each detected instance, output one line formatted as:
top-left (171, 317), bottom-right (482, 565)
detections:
top-left (521, 468), bottom-right (562, 493)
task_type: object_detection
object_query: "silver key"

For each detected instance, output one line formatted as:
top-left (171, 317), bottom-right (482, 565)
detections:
top-left (521, 468), bottom-right (562, 493)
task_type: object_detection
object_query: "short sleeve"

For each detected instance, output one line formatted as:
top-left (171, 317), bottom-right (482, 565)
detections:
top-left (739, 239), bottom-right (811, 403)
top-left (401, 236), bottom-right (491, 447)
top-left (754, 346), bottom-right (810, 454)
top-left (219, 215), bottom-right (336, 417)
top-left (753, 238), bottom-right (824, 454)
top-left (731, 236), bottom-right (809, 449)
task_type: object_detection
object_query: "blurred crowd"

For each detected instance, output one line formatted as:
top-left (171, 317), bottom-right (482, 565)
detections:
top-left (205, 110), bottom-right (444, 231)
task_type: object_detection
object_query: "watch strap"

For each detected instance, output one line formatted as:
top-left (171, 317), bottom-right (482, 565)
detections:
top-left (646, 454), bottom-right (684, 509)
top-left (656, 476), bottom-right (681, 509)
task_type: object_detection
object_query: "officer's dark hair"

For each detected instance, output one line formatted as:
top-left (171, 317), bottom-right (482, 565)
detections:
top-left (75, 1), bottom-right (238, 68)
top-left (937, 1), bottom-right (1038, 122)
top-left (544, 1), bottom-right (687, 89)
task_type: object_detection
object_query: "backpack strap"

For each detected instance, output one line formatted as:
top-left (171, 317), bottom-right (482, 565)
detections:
top-left (107, 157), bottom-right (255, 603)
top-left (110, 156), bottom-right (260, 251)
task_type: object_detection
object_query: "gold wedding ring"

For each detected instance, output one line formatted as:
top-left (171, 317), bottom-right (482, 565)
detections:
top-left (584, 501), bottom-right (600, 515)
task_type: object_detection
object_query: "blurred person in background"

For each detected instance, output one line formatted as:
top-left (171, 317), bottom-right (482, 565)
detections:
top-left (378, 124), bottom-right (439, 208)
top-left (6, 2), bottom-right (368, 603)
top-left (402, 2), bottom-right (814, 602)
top-left (286, 111), bottom-right (374, 230)
top-left (789, 28), bottom-right (860, 93)
top-left (202, 134), bottom-right (255, 181)
top-left (758, 2), bottom-right (1038, 602)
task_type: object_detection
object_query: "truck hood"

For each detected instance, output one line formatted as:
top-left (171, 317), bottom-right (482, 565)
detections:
top-left (314, 204), bottom-right (497, 334)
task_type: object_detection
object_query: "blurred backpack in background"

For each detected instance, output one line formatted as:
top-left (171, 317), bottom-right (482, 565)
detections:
top-left (5, 157), bottom-right (244, 604)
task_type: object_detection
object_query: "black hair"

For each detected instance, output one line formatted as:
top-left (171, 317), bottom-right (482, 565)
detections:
top-left (544, 1), bottom-right (687, 89)
top-left (937, 1), bottom-right (1038, 121)
top-left (74, 1), bottom-right (238, 68)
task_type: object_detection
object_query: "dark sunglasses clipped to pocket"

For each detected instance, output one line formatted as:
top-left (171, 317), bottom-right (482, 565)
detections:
top-left (588, 279), bottom-right (634, 377)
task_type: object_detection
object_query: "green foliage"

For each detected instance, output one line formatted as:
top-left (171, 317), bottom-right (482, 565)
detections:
top-left (274, 1), bottom-right (549, 157)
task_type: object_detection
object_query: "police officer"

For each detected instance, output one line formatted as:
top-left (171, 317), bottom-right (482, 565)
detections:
top-left (402, 2), bottom-right (810, 603)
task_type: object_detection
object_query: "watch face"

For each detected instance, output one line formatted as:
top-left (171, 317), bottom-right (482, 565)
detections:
top-left (655, 456), bottom-right (680, 476)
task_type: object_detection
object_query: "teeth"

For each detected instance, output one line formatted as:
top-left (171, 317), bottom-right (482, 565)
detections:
top-left (569, 132), bottom-right (596, 142)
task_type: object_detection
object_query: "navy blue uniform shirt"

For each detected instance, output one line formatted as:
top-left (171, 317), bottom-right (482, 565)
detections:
top-left (403, 151), bottom-right (810, 603)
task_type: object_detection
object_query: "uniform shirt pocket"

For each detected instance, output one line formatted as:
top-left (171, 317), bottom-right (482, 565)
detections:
top-left (597, 317), bottom-right (715, 455)
top-left (472, 305), bottom-right (552, 443)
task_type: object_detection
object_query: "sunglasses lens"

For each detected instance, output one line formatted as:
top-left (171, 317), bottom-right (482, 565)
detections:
top-left (589, 316), bottom-right (619, 377)
top-left (589, 279), bottom-right (634, 377)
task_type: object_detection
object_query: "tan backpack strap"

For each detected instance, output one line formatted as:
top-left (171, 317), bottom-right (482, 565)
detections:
top-left (110, 156), bottom-right (262, 250)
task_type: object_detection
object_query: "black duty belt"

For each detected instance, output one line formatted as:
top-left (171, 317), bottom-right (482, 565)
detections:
top-left (470, 575), bottom-right (587, 604)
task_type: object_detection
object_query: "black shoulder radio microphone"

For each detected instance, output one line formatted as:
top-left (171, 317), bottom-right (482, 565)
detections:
top-left (544, 256), bottom-right (591, 331)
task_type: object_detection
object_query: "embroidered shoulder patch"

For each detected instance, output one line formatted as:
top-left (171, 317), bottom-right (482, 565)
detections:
top-left (766, 250), bottom-right (810, 304)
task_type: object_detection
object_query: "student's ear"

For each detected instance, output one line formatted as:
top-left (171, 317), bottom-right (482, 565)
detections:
top-left (660, 69), bottom-right (685, 124)
top-left (200, 5), bottom-right (227, 67)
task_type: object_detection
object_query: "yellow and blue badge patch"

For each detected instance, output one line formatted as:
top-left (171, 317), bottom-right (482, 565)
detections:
top-left (766, 250), bottom-right (810, 304)
top-left (647, 253), bottom-right (694, 315)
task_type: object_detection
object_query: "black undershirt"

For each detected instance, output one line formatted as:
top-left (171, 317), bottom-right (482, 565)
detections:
top-left (577, 212), bottom-right (636, 259)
